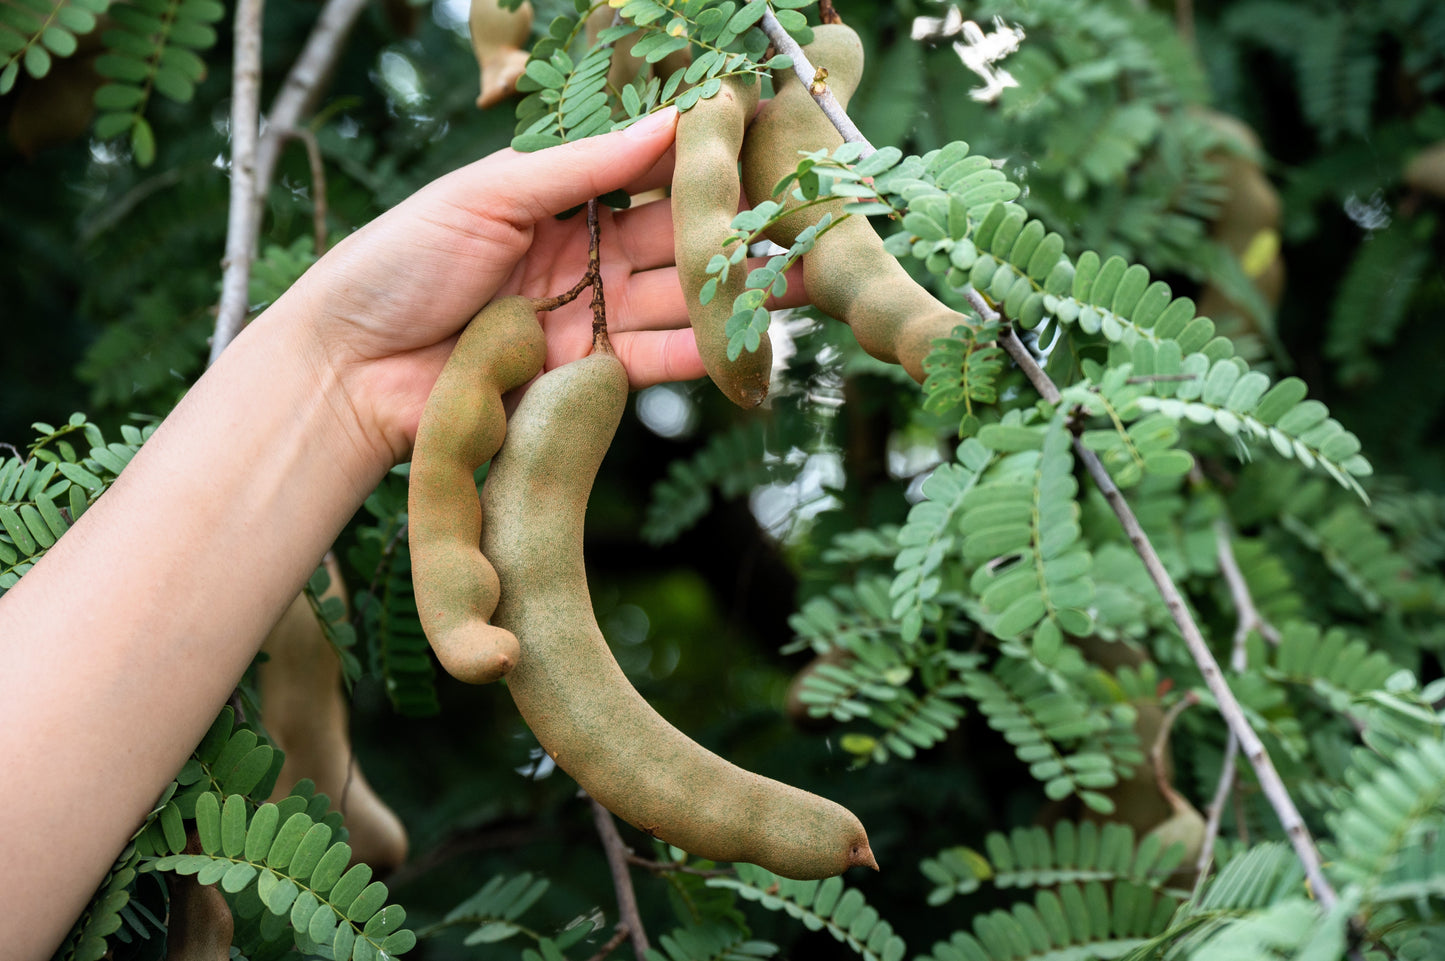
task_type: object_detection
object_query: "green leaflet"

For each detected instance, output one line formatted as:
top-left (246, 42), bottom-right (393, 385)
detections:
top-left (151, 796), bottom-right (414, 960)
top-left (921, 820), bottom-right (1191, 906)
top-left (709, 864), bottom-right (906, 961)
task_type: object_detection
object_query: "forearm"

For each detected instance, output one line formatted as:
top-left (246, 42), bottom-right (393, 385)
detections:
top-left (0, 305), bottom-right (391, 959)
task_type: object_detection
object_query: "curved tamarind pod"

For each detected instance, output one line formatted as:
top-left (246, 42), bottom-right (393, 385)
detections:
top-left (409, 296), bottom-right (545, 684)
top-left (481, 345), bottom-right (876, 880)
top-left (470, 0), bottom-right (534, 109)
top-left (740, 25), bottom-right (966, 383)
top-left (674, 74), bottom-right (770, 408)
top-left (260, 556), bottom-right (409, 873)
top-left (166, 840), bottom-right (234, 960)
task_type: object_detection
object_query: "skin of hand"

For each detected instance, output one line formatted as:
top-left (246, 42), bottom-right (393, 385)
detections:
top-left (0, 108), bottom-right (804, 960)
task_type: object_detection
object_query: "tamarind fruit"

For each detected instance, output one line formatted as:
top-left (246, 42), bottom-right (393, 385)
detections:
top-left (740, 25), bottom-right (968, 382)
top-left (480, 342), bottom-right (876, 880)
top-left (585, 7), bottom-right (693, 102)
top-left (470, 0), bottom-right (534, 109)
top-left (674, 74), bottom-right (772, 408)
top-left (1192, 109), bottom-right (1284, 350)
top-left (1405, 140), bottom-right (1445, 199)
top-left (409, 295), bottom-right (545, 685)
top-left (166, 836), bottom-right (234, 959)
top-left (259, 555), bottom-right (409, 873)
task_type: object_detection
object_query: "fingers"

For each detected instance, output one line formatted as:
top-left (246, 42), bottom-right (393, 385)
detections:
top-left (453, 108), bottom-right (680, 225)
top-left (610, 327), bottom-right (707, 390)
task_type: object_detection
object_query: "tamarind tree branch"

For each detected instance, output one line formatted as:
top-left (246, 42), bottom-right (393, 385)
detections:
top-left (253, 0), bottom-right (370, 199)
top-left (994, 323), bottom-right (1340, 912)
top-left (778, 59), bottom-right (1344, 910)
top-left (583, 925), bottom-right (633, 961)
top-left (589, 797), bottom-right (651, 961)
top-left (212, 0), bottom-right (265, 367)
top-left (275, 126), bottom-right (331, 257)
top-left (213, 0), bottom-right (370, 362)
top-left (533, 199), bottom-right (612, 350)
top-left (757, 10), bottom-right (871, 158)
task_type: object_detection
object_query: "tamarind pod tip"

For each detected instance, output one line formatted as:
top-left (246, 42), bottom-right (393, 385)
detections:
top-left (851, 840), bottom-right (879, 871)
top-left (430, 622), bottom-right (521, 684)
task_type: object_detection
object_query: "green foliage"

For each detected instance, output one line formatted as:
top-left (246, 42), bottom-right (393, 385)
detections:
top-left (509, 0), bottom-right (788, 152)
top-left (710, 864), bottom-right (906, 961)
top-left (349, 471), bottom-right (441, 717)
top-left (923, 880), bottom-right (1183, 961)
top-left (0, 0), bottom-right (108, 94)
top-left (9, 0), bottom-right (1445, 959)
top-left (90, 0), bottom-right (225, 164)
top-left (921, 820), bottom-right (1190, 905)
top-left (150, 793), bottom-right (416, 960)
top-left (643, 419), bottom-right (784, 544)
top-left (0, 414), bottom-right (153, 590)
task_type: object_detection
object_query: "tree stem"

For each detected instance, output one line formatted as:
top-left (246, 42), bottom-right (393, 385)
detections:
top-left (773, 62), bottom-right (1344, 911)
top-left (590, 797), bottom-right (650, 960)
top-left (211, 0), bottom-right (264, 366)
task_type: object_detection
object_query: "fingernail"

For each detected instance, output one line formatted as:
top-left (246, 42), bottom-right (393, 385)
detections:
top-left (624, 106), bottom-right (678, 139)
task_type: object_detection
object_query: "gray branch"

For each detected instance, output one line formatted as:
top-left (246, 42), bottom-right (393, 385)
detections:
top-left (778, 61), bottom-right (1342, 911)
top-left (211, 0), bottom-right (369, 363)
top-left (757, 9), bottom-right (872, 158)
top-left (211, 0), bottom-right (265, 367)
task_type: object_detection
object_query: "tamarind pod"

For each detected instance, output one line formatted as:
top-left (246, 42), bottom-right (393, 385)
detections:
top-left (1192, 109), bottom-right (1284, 343)
top-left (260, 555), bottom-right (410, 873)
top-left (481, 346), bottom-right (876, 880)
top-left (740, 25), bottom-right (866, 247)
top-left (409, 295), bottom-right (545, 684)
top-left (586, 6), bottom-right (648, 97)
top-left (166, 838), bottom-right (234, 959)
top-left (1405, 140), bottom-right (1445, 199)
top-left (740, 25), bottom-right (965, 383)
top-left (470, 0), bottom-right (534, 109)
top-left (674, 74), bottom-right (771, 408)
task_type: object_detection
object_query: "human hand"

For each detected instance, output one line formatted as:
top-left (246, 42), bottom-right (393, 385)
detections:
top-left (272, 107), bottom-right (715, 467)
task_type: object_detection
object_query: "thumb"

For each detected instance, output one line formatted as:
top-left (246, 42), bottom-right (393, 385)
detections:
top-left (452, 108), bottom-right (679, 224)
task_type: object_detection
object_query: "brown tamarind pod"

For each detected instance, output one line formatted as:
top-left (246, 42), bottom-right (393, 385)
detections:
top-left (1192, 109), bottom-right (1284, 345)
top-left (470, 0), bottom-right (534, 109)
top-left (674, 74), bottom-right (771, 408)
top-left (481, 343), bottom-right (876, 880)
top-left (409, 296), bottom-right (545, 684)
top-left (740, 25), bottom-right (967, 383)
top-left (166, 838), bottom-right (234, 960)
top-left (260, 555), bottom-right (410, 873)
top-left (1405, 140), bottom-right (1445, 198)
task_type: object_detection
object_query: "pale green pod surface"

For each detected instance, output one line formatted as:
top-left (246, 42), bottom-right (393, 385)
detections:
top-left (482, 348), bottom-right (876, 880)
top-left (801, 220), bottom-right (967, 382)
top-left (674, 74), bottom-right (770, 408)
top-left (409, 295), bottom-right (545, 684)
top-left (739, 23), bottom-right (966, 384)
top-left (739, 24), bottom-right (864, 246)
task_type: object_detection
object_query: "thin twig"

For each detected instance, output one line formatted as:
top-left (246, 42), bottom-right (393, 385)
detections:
top-left (1194, 518), bottom-right (1281, 893)
top-left (757, 10), bottom-right (872, 159)
top-left (253, 0), bottom-right (370, 205)
top-left (211, 0), bottom-right (265, 366)
top-left (589, 797), bottom-right (651, 961)
top-left (1215, 518), bottom-right (1282, 647)
top-left (276, 126), bottom-right (331, 256)
top-left (1150, 691), bottom-right (1199, 799)
top-left (995, 325), bottom-right (1339, 912)
top-left (583, 925), bottom-right (632, 961)
top-left (532, 200), bottom-right (610, 349)
top-left (625, 854), bottom-right (735, 878)
top-left (213, 0), bottom-right (370, 363)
